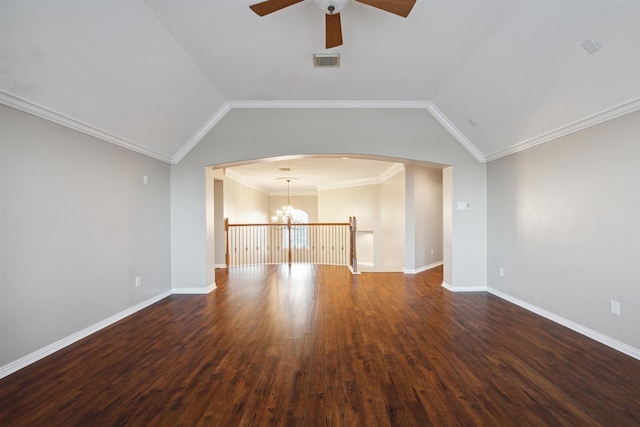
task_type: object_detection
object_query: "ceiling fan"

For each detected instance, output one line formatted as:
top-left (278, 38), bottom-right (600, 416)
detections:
top-left (249, 0), bottom-right (417, 49)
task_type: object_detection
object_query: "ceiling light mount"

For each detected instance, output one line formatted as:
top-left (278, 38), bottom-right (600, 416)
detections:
top-left (313, 0), bottom-right (350, 15)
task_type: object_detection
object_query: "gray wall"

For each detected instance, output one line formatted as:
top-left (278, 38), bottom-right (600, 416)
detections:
top-left (487, 110), bottom-right (640, 349)
top-left (2, 100), bottom-right (637, 370)
top-left (0, 105), bottom-right (171, 366)
top-left (405, 165), bottom-right (443, 272)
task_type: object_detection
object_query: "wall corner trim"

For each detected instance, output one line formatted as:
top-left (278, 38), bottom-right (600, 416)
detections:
top-left (487, 287), bottom-right (640, 361)
top-left (0, 290), bottom-right (173, 380)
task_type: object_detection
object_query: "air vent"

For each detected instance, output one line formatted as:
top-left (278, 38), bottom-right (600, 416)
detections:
top-left (314, 53), bottom-right (340, 67)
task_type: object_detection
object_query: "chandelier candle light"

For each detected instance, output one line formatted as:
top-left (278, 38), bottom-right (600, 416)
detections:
top-left (272, 178), bottom-right (296, 224)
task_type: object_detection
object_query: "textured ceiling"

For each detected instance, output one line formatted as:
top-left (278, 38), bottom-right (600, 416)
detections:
top-left (221, 156), bottom-right (407, 193)
top-left (1, 0), bottom-right (639, 164)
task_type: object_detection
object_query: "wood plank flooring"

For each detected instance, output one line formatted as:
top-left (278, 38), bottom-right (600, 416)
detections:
top-left (1, 264), bottom-right (640, 426)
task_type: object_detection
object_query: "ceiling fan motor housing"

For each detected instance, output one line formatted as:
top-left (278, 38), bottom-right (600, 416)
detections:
top-left (313, 0), bottom-right (350, 15)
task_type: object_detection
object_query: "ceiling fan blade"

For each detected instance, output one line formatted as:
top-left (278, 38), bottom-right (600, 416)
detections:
top-left (355, 0), bottom-right (416, 17)
top-left (326, 13), bottom-right (343, 49)
top-left (249, 0), bottom-right (304, 17)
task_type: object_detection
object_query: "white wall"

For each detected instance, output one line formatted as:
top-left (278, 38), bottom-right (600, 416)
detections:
top-left (378, 169), bottom-right (406, 272)
top-left (318, 184), bottom-right (379, 229)
top-left (171, 107), bottom-right (487, 290)
top-left (223, 177), bottom-right (270, 224)
top-left (487, 110), bottom-right (640, 350)
top-left (213, 179), bottom-right (225, 266)
top-left (317, 183), bottom-right (380, 270)
top-left (0, 105), bottom-right (171, 368)
top-left (270, 195), bottom-right (318, 223)
top-left (317, 171), bottom-right (405, 272)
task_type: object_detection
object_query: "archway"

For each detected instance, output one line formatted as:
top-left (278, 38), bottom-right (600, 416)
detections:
top-left (206, 154), bottom-right (451, 276)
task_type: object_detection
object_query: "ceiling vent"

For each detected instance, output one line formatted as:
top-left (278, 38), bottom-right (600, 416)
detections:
top-left (314, 53), bottom-right (340, 67)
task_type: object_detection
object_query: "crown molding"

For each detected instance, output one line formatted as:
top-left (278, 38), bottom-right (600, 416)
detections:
top-left (485, 97), bottom-right (640, 162)
top-left (225, 169), bottom-right (315, 196)
top-left (9, 91), bottom-right (635, 167)
top-left (225, 159), bottom-right (404, 193)
top-left (317, 176), bottom-right (382, 191)
top-left (271, 189), bottom-right (318, 197)
top-left (0, 90), bottom-right (173, 163)
top-left (227, 100), bottom-right (434, 109)
top-left (423, 103), bottom-right (486, 163)
top-left (171, 103), bottom-right (231, 164)
top-left (225, 100), bottom-right (486, 163)
top-left (379, 162), bottom-right (405, 182)
top-left (317, 162), bottom-right (404, 191)
top-left (224, 168), bottom-right (271, 194)
top-left (0, 93), bottom-right (484, 165)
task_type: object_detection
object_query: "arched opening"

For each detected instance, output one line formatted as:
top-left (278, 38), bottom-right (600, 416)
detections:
top-left (207, 154), bottom-right (451, 277)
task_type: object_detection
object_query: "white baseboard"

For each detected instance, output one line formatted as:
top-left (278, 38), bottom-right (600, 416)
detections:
top-left (172, 283), bottom-right (217, 295)
top-left (0, 282), bottom-right (221, 380)
top-left (487, 287), bottom-right (640, 361)
top-left (442, 283), bottom-right (640, 360)
top-left (405, 261), bottom-right (443, 274)
top-left (0, 290), bottom-right (172, 380)
top-left (441, 282), bottom-right (487, 292)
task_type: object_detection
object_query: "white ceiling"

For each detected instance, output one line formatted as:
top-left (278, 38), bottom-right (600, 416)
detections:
top-left (1, 0), bottom-right (639, 164)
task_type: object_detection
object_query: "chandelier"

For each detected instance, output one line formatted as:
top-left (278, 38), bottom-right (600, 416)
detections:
top-left (272, 178), bottom-right (296, 224)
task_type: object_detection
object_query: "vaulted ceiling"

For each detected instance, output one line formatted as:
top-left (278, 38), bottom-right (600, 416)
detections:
top-left (1, 0), bottom-right (639, 165)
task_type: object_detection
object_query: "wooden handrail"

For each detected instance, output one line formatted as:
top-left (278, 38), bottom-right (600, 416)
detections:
top-left (224, 217), bottom-right (356, 269)
top-left (226, 222), bottom-right (351, 227)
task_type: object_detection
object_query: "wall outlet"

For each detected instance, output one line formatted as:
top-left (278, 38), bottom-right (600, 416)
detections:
top-left (143, 175), bottom-right (149, 184)
top-left (430, 248), bottom-right (434, 255)
top-left (135, 276), bottom-right (142, 287)
top-left (610, 300), bottom-right (621, 316)
top-left (498, 267), bottom-right (504, 277)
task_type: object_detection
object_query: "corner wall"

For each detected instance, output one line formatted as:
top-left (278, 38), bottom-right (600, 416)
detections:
top-left (405, 165), bottom-right (443, 272)
top-left (487, 110), bottom-right (640, 351)
top-left (0, 105), bottom-right (172, 369)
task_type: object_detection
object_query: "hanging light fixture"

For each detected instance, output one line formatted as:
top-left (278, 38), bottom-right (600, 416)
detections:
top-left (272, 178), bottom-right (296, 224)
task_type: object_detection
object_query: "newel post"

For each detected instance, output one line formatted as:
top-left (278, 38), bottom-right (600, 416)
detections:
top-left (287, 216), bottom-right (292, 265)
top-left (350, 216), bottom-right (358, 273)
top-left (225, 218), bottom-right (230, 267)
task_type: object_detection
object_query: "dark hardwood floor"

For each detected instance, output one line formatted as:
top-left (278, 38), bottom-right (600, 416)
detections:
top-left (1, 265), bottom-right (640, 426)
